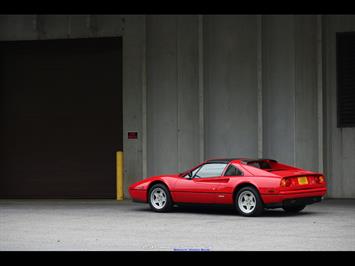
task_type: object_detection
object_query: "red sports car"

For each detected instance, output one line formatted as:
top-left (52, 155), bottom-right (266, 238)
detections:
top-left (128, 158), bottom-right (327, 216)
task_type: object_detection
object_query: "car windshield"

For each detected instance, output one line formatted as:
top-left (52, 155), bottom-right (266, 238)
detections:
top-left (181, 163), bottom-right (227, 178)
top-left (193, 163), bottom-right (227, 178)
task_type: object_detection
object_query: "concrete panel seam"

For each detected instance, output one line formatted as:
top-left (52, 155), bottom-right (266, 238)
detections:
top-left (257, 15), bottom-right (263, 158)
top-left (142, 16), bottom-right (148, 179)
top-left (317, 15), bottom-right (324, 173)
top-left (292, 16), bottom-right (297, 166)
top-left (176, 16), bottom-right (181, 171)
top-left (87, 15), bottom-right (98, 37)
top-left (198, 15), bottom-right (205, 162)
top-left (35, 15), bottom-right (45, 39)
top-left (67, 15), bottom-right (72, 38)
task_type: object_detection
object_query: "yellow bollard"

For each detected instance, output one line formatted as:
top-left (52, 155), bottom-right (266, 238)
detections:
top-left (116, 151), bottom-right (124, 200)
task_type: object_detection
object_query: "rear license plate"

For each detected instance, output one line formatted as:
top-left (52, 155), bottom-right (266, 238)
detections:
top-left (298, 176), bottom-right (308, 185)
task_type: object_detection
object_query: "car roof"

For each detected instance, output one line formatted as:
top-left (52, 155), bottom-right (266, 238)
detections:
top-left (205, 158), bottom-right (277, 164)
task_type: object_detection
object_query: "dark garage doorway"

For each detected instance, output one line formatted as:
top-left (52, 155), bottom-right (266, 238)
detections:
top-left (0, 37), bottom-right (122, 198)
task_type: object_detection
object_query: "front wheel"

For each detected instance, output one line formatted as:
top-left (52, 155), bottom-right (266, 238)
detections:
top-left (282, 205), bottom-right (305, 213)
top-left (148, 184), bottom-right (173, 212)
top-left (235, 186), bottom-right (264, 217)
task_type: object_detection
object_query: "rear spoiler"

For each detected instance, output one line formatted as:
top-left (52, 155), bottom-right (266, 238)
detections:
top-left (239, 158), bottom-right (299, 172)
top-left (240, 158), bottom-right (277, 164)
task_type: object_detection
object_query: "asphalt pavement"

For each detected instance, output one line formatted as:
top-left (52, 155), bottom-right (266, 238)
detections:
top-left (0, 199), bottom-right (354, 251)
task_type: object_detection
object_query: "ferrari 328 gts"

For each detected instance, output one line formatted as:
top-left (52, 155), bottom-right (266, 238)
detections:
top-left (128, 158), bottom-right (327, 216)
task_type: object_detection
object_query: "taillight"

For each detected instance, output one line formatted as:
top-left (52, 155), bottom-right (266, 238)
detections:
top-left (280, 178), bottom-right (292, 187)
top-left (315, 175), bottom-right (325, 184)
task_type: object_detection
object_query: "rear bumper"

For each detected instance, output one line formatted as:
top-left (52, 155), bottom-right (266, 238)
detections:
top-left (264, 196), bottom-right (323, 209)
top-left (261, 187), bottom-right (327, 208)
top-left (283, 196), bottom-right (322, 206)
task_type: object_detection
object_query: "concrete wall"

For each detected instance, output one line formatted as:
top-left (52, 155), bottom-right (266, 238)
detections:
top-left (122, 15), bottom-right (145, 197)
top-left (262, 15), bottom-right (319, 170)
top-left (204, 15), bottom-right (258, 159)
top-left (146, 15), bottom-right (200, 176)
top-left (262, 15), bottom-right (297, 165)
top-left (1, 14), bottom-right (355, 198)
top-left (323, 15), bottom-right (355, 198)
top-left (294, 16), bottom-right (319, 171)
top-left (0, 15), bottom-right (125, 40)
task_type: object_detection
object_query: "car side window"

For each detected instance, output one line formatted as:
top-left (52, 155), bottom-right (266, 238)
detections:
top-left (224, 165), bottom-right (243, 176)
top-left (193, 163), bottom-right (227, 178)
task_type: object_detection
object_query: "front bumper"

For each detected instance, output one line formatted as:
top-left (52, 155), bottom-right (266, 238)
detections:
top-left (128, 188), bottom-right (147, 203)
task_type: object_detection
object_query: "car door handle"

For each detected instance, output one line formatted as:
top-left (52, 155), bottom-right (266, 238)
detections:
top-left (217, 178), bottom-right (230, 183)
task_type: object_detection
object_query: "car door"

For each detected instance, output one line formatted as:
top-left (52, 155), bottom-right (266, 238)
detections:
top-left (214, 164), bottom-right (245, 204)
top-left (172, 163), bottom-right (229, 204)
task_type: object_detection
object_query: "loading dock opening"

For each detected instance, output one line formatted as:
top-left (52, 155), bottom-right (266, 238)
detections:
top-left (0, 37), bottom-right (122, 198)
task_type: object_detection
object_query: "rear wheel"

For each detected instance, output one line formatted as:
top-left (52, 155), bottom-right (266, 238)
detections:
top-left (235, 186), bottom-right (264, 217)
top-left (282, 205), bottom-right (305, 213)
top-left (148, 184), bottom-right (173, 212)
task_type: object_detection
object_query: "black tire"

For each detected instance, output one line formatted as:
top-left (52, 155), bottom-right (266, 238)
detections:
top-left (282, 205), bottom-right (305, 213)
top-left (148, 183), bottom-right (173, 212)
top-left (235, 186), bottom-right (264, 217)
